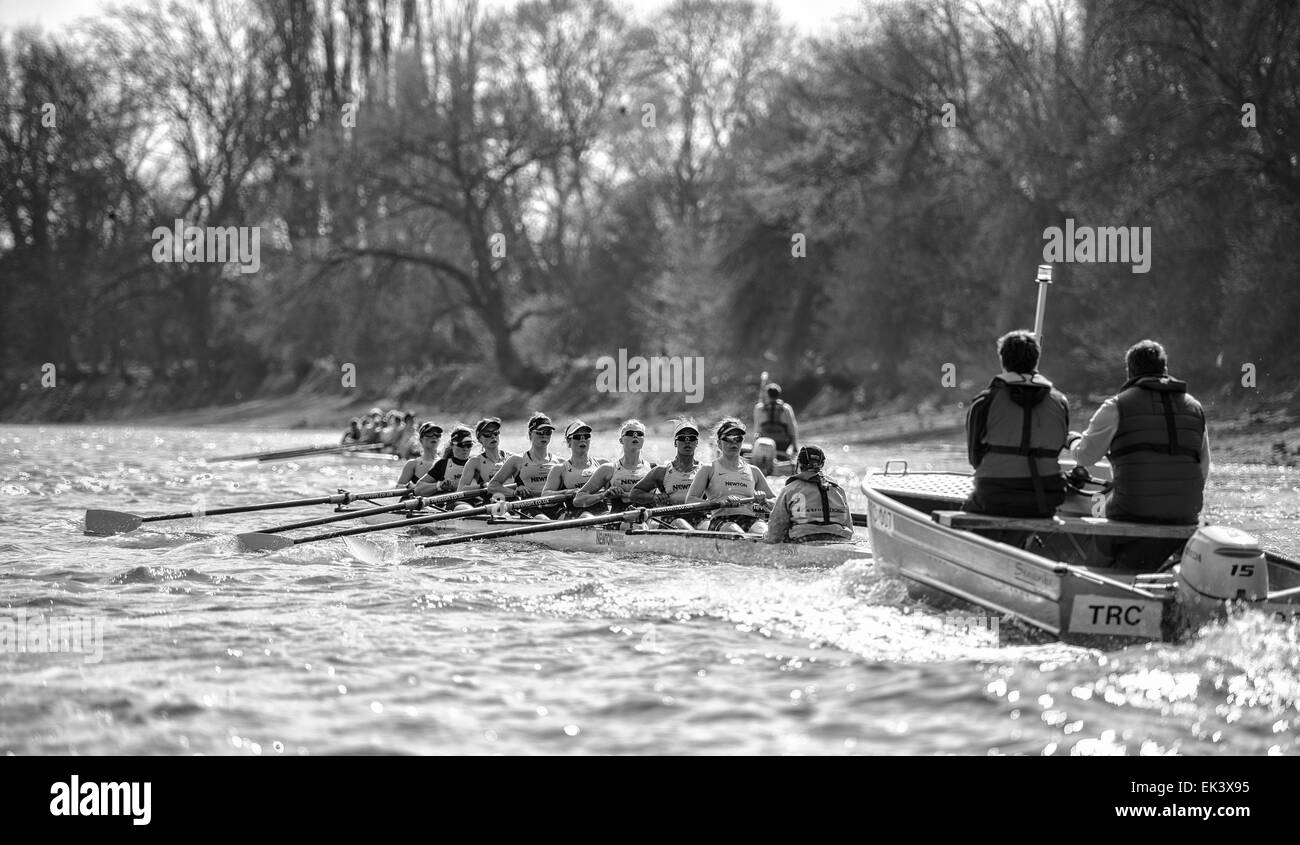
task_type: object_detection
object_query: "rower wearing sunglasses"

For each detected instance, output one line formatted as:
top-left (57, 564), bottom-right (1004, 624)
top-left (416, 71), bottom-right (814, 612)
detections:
top-left (412, 423), bottom-right (474, 497)
top-left (540, 419), bottom-right (607, 518)
top-left (487, 413), bottom-right (561, 502)
top-left (455, 417), bottom-right (512, 505)
top-left (629, 420), bottom-right (703, 530)
top-left (686, 418), bottom-right (774, 534)
top-left (571, 420), bottom-right (655, 512)
top-left (396, 421), bottom-right (444, 485)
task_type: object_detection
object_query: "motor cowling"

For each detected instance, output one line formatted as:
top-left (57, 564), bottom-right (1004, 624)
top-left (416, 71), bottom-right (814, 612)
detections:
top-left (1178, 525), bottom-right (1268, 601)
top-left (751, 437), bottom-right (777, 475)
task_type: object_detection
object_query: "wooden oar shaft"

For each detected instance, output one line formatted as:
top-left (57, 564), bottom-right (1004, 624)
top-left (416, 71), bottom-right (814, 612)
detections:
top-left (139, 486), bottom-right (409, 523)
top-left (255, 443), bottom-right (386, 462)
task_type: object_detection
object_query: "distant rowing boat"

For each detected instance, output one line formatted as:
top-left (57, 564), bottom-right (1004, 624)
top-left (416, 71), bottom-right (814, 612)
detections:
top-left (860, 463), bottom-right (1300, 643)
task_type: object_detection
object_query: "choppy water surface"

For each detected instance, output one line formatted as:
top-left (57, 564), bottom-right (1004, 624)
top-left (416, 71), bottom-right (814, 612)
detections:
top-left (1, 424), bottom-right (1297, 755)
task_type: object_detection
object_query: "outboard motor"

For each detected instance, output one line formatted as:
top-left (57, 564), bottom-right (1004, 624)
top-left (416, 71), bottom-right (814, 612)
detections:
top-left (1176, 526), bottom-right (1268, 626)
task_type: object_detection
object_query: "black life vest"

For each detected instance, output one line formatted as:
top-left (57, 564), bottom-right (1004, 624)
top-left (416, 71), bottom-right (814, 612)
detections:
top-left (970, 373), bottom-right (1069, 513)
top-left (1107, 375), bottom-right (1205, 523)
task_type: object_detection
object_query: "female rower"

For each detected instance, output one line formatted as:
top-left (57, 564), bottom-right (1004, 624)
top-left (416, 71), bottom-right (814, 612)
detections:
top-left (488, 413), bottom-right (560, 502)
top-left (629, 420), bottom-right (702, 530)
top-left (572, 420), bottom-right (655, 512)
top-left (685, 418), bottom-right (773, 534)
top-left (396, 421), bottom-right (443, 486)
top-left (413, 424), bottom-right (474, 497)
top-left (541, 419), bottom-right (606, 517)
top-left (341, 417), bottom-right (363, 446)
top-left (455, 417), bottom-right (511, 506)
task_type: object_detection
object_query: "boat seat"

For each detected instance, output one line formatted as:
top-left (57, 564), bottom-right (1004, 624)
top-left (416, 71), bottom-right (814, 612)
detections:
top-left (932, 511), bottom-right (1197, 539)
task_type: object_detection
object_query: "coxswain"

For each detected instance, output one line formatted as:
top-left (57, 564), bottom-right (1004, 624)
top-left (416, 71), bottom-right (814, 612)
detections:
top-left (763, 445), bottom-right (853, 543)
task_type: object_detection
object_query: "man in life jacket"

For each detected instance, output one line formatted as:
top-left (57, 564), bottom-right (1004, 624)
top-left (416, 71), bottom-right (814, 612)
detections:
top-left (764, 445), bottom-right (854, 543)
top-left (1067, 339), bottom-right (1210, 568)
top-left (752, 383), bottom-right (798, 458)
top-left (964, 330), bottom-right (1069, 517)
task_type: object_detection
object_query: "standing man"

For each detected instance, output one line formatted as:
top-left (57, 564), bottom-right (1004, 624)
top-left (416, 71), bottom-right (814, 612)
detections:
top-left (964, 330), bottom-right (1070, 517)
top-left (764, 445), bottom-right (853, 544)
top-left (753, 383), bottom-right (798, 458)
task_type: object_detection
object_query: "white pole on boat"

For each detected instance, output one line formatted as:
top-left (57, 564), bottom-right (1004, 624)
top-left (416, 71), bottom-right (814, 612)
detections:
top-left (1033, 264), bottom-right (1053, 351)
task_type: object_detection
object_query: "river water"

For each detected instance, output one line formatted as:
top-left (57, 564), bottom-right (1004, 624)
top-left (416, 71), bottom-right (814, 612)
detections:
top-left (1, 423), bottom-right (1297, 755)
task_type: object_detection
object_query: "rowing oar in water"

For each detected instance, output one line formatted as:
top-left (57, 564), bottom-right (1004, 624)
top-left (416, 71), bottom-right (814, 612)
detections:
top-left (84, 484), bottom-right (413, 536)
top-left (208, 443), bottom-right (386, 463)
top-left (235, 490), bottom-right (578, 552)
top-left (249, 484), bottom-right (519, 535)
top-left (415, 497), bottom-right (758, 549)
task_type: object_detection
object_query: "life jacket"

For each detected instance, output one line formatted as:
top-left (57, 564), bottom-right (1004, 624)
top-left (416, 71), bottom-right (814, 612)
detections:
top-left (513, 450), bottom-right (559, 496)
top-left (1107, 375), bottom-right (1205, 523)
top-left (703, 459), bottom-right (757, 519)
top-left (970, 372), bottom-right (1068, 513)
top-left (781, 471), bottom-right (853, 540)
top-left (661, 460), bottom-right (700, 505)
top-left (757, 400), bottom-right (793, 450)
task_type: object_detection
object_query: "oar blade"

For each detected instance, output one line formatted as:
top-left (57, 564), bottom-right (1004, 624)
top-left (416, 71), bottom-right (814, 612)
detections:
top-left (84, 510), bottom-right (144, 536)
top-left (237, 533), bottom-right (296, 552)
top-left (343, 536), bottom-right (386, 565)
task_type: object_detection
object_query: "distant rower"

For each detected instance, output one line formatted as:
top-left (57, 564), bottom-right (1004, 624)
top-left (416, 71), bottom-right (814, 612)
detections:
top-left (753, 382), bottom-right (798, 458)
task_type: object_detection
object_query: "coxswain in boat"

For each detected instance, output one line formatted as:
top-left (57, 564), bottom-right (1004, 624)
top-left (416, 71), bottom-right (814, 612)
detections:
top-left (413, 424), bottom-right (474, 497)
top-left (686, 418), bottom-right (773, 534)
top-left (572, 420), bottom-right (655, 513)
top-left (396, 421), bottom-right (443, 485)
top-left (752, 383), bottom-right (798, 459)
top-left (488, 413), bottom-right (560, 504)
top-left (1066, 339), bottom-right (1210, 568)
top-left (763, 445), bottom-right (853, 543)
top-left (455, 417), bottom-right (511, 506)
top-left (341, 417), bottom-right (363, 446)
top-left (964, 330), bottom-right (1069, 518)
top-left (629, 420), bottom-right (703, 530)
top-left (542, 419), bottom-right (606, 517)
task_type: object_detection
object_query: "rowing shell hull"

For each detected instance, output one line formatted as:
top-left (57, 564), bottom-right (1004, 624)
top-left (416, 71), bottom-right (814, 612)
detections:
top-left (861, 470), bottom-right (1300, 644)
top-left (400, 515), bottom-right (871, 568)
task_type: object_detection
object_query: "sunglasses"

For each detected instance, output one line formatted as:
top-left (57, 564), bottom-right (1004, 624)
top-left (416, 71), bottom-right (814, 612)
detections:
top-left (420, 432), bottom-right (442, 439)
top-left (675, 435), bottom-right (698, 442)
top-left (452, 440), bottom-right (472, 448)
top-left (479, 428), bottom-right (500, 437)
top-left (720, 433), bottom-right (745, 444)
top-left (622, 431), bottom-right (644, 438)
top-left (568, 433), bottom-right (591, 441)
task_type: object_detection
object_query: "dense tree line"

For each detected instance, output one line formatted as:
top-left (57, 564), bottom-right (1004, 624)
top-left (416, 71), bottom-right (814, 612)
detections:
top-left (2, 0), bottom-right (1297, 420)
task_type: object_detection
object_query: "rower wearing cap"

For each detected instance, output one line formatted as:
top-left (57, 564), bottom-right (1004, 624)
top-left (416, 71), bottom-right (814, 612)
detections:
top-left (763, 445), bottom-right (853, 544)
top-left (456, 417), bottom-right (512, 504)
top-left (630, 420), bottom-right (703, 530)
top-left (488, 413), bottom-right (561, 500)
top-left (544, 420), bottom-right (606, 492)
top-left (397, 421), bottom-right (443, 485)
top-left (413, 424), bottom-right (474, 497)
top-left (572, 419), bottom-right (655, 511)
top-left (686, 417), bottom-right (774, 534)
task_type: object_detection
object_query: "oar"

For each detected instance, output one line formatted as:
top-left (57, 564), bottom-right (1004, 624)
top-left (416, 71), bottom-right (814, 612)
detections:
top-left (84, 485), bottom-right (412, 536)
top-left (417, 497), bottom-right (756, 549)
top-left (209, 443), bottom-right (384, 463)
top-left (252, 485), bottom-right (517, 534)
top-left (236, 490), bottom-right (577, 552)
